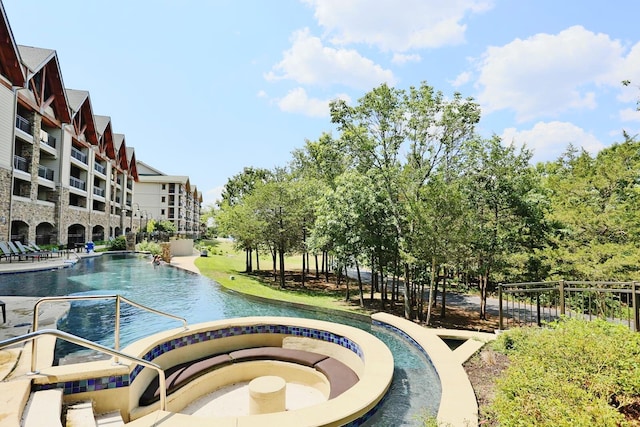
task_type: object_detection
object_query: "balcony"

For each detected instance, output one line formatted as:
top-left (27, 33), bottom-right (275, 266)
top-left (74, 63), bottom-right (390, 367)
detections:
top-left (13, 155), bottom-right (28, 172)
top-left (40, 130), bottom-right (57, 148)
top-left (93, 187), bottom-right (105, 197)
top-left (71, 147), bottom-right (88, 164)
top-left (94, 163), bottom-right (106, 174)
top-left (15, 115), bottom-right (31, 135)
top-left (70, 176), bottom-right (86, 191)
top-left (38, 165), bottom-right (54, 181)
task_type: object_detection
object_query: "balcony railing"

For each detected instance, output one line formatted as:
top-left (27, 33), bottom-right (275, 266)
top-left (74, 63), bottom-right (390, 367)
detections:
top-left (15, 115), bottom-right (31, 134)
top-left (45, 134), bottom-right (56, 148)
top-left (40, 130), bottom-right (57, 148)
top-left (93, 187), bottom-right (105, 197)
top-left (38, 165), bottom-right (54, 181)
top-left (71, 147), bottom-right (87, 164)
top-left (94, 163), bottom-right (106, 174)
top-left (70, 176), bottom-right (86, 190)
top-left (13, 155), bottom-right (28, 172)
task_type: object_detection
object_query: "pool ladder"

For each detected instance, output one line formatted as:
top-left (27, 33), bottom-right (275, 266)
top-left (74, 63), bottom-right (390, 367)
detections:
top-left (30, 294), bottom-right (188, 369)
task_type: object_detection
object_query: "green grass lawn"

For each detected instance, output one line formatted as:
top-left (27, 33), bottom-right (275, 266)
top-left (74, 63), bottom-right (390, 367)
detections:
top-left (194, 239), bottom-right (369, 314)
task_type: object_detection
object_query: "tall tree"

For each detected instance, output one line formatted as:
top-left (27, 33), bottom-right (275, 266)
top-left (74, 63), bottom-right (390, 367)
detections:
top-left (330, 82), bottom-right (480, 319)
top-left (462, 136), bottom-right (547, 319)
top-left (540, 138), bottom-right (640, 280)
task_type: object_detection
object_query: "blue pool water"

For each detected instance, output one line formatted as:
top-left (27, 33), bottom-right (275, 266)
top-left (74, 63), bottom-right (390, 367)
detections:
top-left (0, 253), bottom-right (441, 426)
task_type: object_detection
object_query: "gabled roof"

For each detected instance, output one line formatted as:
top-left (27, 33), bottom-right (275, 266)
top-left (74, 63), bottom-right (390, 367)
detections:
top-left (66, 88), bottom-right (88, 112)
top-left (94, 115), bottom-right (116, 159)
top-left (192, 187), bottom-right (203, 204)
top-left (126, 147), bottom-right (139, 181)
top-left (66, 88), bottom-right (98, 145)
top-left (113, 133), bottom-right (129, 170)
top-left (0, 2), bottom-right (24, 86)
top-left (136, 160), bottom-right (166, 176)
top-left (18, 45), bottom-right (71, 123)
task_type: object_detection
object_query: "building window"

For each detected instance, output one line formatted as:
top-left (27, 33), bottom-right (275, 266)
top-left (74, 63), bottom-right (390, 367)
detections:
top-left (161, 209), bottom-right (165, 216)
top-left (161, 196), bottom-right (165, 203)
top-left (161, 184), bottom-right (166, 190)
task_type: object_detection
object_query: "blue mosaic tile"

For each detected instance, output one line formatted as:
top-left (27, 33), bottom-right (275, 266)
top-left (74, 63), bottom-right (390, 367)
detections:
top-left (130, 324), bottom-right (363, 382)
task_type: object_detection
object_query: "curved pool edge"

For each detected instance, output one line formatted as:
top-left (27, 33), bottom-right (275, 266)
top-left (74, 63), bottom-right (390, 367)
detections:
top-left (372, 312), bottom-right (496, 427)
top-left (123, 316), bottom-right (394, 426)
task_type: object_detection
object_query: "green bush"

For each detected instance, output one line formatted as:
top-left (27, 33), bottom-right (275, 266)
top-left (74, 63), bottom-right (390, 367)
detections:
top-left (489, 318), bottom-right (640, 426)
top-left (137, 240), bottom-right (161, 255)
top-left (107, 236), bottom-right (127, 251)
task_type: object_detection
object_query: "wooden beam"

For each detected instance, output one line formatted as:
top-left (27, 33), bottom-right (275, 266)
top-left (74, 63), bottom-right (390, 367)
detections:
top-left (42, 94), bottom-right (55, 111)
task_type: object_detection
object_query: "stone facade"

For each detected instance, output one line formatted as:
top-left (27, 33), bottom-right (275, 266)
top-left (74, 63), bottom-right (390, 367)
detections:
top-left (0, 168), bottom-right (11, 239)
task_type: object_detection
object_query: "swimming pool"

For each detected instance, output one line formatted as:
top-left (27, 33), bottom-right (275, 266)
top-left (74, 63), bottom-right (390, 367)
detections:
top-left (0, 253), bottom-right (441, 426)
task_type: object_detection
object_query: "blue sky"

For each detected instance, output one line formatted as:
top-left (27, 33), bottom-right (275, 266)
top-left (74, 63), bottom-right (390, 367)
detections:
top-left (3, 0), bottom-right (640, 207)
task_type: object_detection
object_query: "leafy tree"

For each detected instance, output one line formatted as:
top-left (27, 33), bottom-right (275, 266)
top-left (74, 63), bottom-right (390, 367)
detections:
top-left (154, 220), bottom-right (176, 233)
top-left (219, 167), bottom-right (272, 207)
top-left (310, 170), bottom-right (394, 306)
top-left (461, 136), bottom-right (548, 319)
top-left (330, 81), bottom-right (480, 319)
top-left (540, 138), bottom-right (640, 280)
top-left (217, 167), bottom-right (273, 271)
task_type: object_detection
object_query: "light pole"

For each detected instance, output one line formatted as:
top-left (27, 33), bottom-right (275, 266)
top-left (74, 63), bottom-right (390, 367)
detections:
top-left (132, 203), bottom-right (140, 232)
top-left (138, 210), bottom-right (148, 232)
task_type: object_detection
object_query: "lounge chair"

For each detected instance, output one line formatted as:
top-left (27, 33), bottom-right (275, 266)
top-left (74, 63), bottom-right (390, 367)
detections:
top-left (0, 242), bottom-right (18, 263)
top-left (8, 241), bottom-right (41, 261)
top-left (27, 242), bottom-right (52, 258)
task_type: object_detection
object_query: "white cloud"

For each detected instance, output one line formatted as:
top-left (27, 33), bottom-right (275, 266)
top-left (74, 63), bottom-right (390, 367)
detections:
top-left (501, 121), bottom-right (605, 163)
top-left (265, 28), bottom-right (395, 90)
top-left (276, 87), bottom-right (351, 117)
top-left (256, 90), bottom-right (268, 98)
top-left (450, 71), bottom-right (472, 87)
top-left (303, 0), bottom-right (493, 51)
top-left (475, 26), bottom-right (626, 122)
top-left (617, 42), bottom-right (640, 104)
top-left (619, 107), bottom-right (640, 122)
top-left (392, 53), bottom-right (421, 64)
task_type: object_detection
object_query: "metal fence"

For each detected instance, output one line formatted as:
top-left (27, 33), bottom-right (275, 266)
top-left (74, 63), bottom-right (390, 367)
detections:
top-left (498, 281), bottom-right (640, 332)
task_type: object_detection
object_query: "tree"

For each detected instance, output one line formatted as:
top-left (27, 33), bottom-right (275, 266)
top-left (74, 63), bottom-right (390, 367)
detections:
top-left (217, 167), bottom-right (273, 271)
top-left (540, 138), bottom-right (640, 280)
top-left (461, 136), bottom-right (548, 319)
top-left (330, 81), bottom-right (480, 319)
top-left (310, 170), bottom-right (394, 306)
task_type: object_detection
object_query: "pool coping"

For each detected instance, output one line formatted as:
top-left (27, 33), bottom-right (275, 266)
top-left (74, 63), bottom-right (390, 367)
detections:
top-left (1, 253), bottom-right (498, 426)
top-left (373, 312), bottom-right (496, 426)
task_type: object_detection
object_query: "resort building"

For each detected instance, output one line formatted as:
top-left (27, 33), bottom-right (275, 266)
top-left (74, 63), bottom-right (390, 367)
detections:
top-left (0, 1), bottom-right (201, 247)
top-left (134, 161), bottom-right (203, 239)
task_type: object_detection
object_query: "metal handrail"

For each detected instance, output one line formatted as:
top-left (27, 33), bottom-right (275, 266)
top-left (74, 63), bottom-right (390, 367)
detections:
top-left (32, 295), bottom-right (187, 366)
top-left (0, 329), bottom-right (167, 411)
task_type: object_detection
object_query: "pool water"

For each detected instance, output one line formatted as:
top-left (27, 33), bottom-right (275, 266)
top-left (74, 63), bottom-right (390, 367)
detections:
top-left (0, 253), bottom-right (441, 426)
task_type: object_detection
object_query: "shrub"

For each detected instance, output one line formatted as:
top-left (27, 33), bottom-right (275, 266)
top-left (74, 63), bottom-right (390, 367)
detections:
top-left (489, 318), bottom-right (640, 426)
top-left (107, 236), bottom-right (127, 251)
top-left (137, 240), bottom-right (161, 255)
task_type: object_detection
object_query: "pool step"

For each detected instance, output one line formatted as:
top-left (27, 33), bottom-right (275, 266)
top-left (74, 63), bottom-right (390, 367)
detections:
top-left (65, 401), bottom-right (96, 426)
top-left (22, 389), bottom-right (63, 427)
top-left (96, 411), bottom-right (125, 426)
top-left (66, 401), bottom-right (125, 427)
top-left (0, 379), bottom-right (31, 427)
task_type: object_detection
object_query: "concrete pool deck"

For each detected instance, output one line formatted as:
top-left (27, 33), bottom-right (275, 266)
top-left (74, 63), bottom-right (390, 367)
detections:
top-left (0, 252), bottom-right (495, 426)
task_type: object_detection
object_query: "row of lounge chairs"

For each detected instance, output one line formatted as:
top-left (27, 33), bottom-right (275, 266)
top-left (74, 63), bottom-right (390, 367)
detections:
top-left (0, 241), bottom-right (53, 263)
